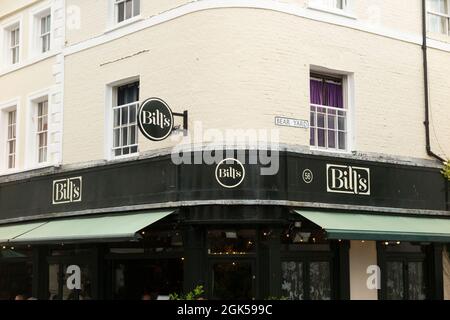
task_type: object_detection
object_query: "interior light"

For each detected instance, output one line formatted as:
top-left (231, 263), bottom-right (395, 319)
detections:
top-left (225, 231), bottom-right (238, 239)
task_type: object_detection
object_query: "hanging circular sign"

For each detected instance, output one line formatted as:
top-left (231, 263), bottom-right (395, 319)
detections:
top-left (138, 98), bottom-right (174, 141)
top-left (215, 158), bottom-right (246, 189)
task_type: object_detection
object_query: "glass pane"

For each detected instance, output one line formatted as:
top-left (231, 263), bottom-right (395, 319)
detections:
top-left (338, 116), bottom-right (346, 131)
top-left (310, 128), bottom-right (316, 146)
top-left (113, 129), bottom-right (120, 147)
top-left (207, 229), bottom-right (256, 255)
top-left (117, 2), bottom-right (125, 22)
top-left (122, 128), bottom-right (128, 147)
top-left (114, 109), bottom-right (120, 127)
top-left (428, 0), bottom-right (448, 13)
top-left (121, 107), bottom-right (128, 125)
top-left (386, 262), bottom-right (404, 300)
top-left (338, 131), bottom-right (346, 150)
top-left (133, 0), bottom-right (140, 16)
top-left (328, 130), bottom-right (336, 149)
top-left (212, 261), bottom-right (253, 300)
top-left (125, 0), bottom-right (133, 19)
top-left (281, 262), bottom-right (304, 300)
top-left (318, 129), bottom-right (326, 147)
top-left (130, 125), bottom-right (136, 145)
top-left (310, 111), bottom-right (315, 126)
top-left (309, 262), bottom-right (331, 300)
top-left (113, 259), bottom-right (183, 300)
top-left (317, 113), bottom-right (325, 128)
top-left (130, 146), bottom-right (138, 154)
top-left (408, 262), bottom-right (426, 300)
top-left (130, 105), bottom-right (137, 123)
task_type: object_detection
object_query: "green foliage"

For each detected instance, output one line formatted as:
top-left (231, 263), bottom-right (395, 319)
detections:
top-left (169, 285), bottom-right (205, 300)
top-left (265, 296), bottom-right (289, 300)
top-left (442, 161), bottom-right (450, 181)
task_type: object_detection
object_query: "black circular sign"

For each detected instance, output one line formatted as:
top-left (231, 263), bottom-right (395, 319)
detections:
top-left (138, 98), bottom-right (174, 141)
top-left (215, 158), bottom-right (246, 189)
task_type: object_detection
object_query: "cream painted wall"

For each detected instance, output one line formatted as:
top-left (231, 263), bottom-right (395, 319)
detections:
top-left (426, 48), bottom-right (450, 161)
top-left (65, 0), bottom-right (424, 47)
top-left (349, 240), bottom-right (378, 300)
top-left (0, 0), bottom-right (64, 174)
top-left (63, 8), bottom-right (437, 165)
top-left (0, 0), bottom-right (40, 18)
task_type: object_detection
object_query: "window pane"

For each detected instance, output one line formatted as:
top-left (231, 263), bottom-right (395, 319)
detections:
top-left (338, 116), bottom-right (346, 131)
top-left (125, 0), bottom-right (133, 19)
top-left (408, 262), bottom-right (426, 300)
top-left (328, 130), bottom-right (336, 149)
top-left (133, 0), bottom-right (140, 16)
top-left (428, 0), bottom-right (448, 13)
top-left (117, 2), bottom-right (125, 22)
top-left (386, 262), bottom-right (404, 300)
top-left (121, 107), bottom-right (128, 125)
top-left (338, 132), bottom-right (346, 150)
top-left (310, 128), bottom-right (316, 146)
top-left (114, 109), bottom-right (120, 127)
top-left (130, 125), bottom-right (136, 144)
top-left (318, 129), bottom-right (326, 147)
top-left (113, 129), bottom-right (120, 148)
top-left (130, 105), bottom-right (137, 123)
top-left (281, 262), bottom-right (304, 300)
top-left (122, 128), bottom-right (128, 147)
top-left (309, 262), bottom-right (331, 300)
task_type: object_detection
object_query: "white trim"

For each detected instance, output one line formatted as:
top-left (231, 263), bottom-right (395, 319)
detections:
top-left (1, 14), bottom-right (24, 67)
top-left (307, 0), bottom-right (356, 20)
top-left (0, 50), bottom-right (58, 76)
top-left (105, 76), bottom-right (140, 161)
top-left (25, 88), bottom-right (52, 170)
top-left (64, 0), bottom-right (436, 57)
top-left (28, 1), bottom-right (53, 59)
top-left (0, 97), bottom-right (21, 174)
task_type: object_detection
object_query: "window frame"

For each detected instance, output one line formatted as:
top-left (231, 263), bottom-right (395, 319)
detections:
top-left (307, 0), bottom-right (355, 19)
top-left (309, 72), bottom-right (353, 153)
top-left (36, 100), bottom-right (49, 164)
top-left (29, 4), bottom-right (53, 57)
top-left (105, 77), bottom-right (140, 161)
top-left (1, 16), bottom-right (23, 67)
top-left (6, 109), bottom-right (17, 170)
top-left (427, 0), bottom-right (450, 35)
top-left (113, 0), bottom-right (141, 24)
top-left (0, 98), bottom-right (21, 174)
top-left (26, 89), bottom-right (51, 169)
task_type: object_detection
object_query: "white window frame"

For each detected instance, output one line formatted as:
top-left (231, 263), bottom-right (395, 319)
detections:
top-left (427, 0), bottom-right (450, 35)
top-left (1, 16), bottom-right (23, 67)
top-left (29, 3), bottom-right (53, 58)
top-left (309, 68), bottom-right (354, 154)
top-left (307, 0), bottom-right (355, 19)
top-left (26, 89), bottom-right (51, 169)
top-left (105, 77), bottom-right (140, 161)
top-left (0, 98), bottom-right (21, 174)
top-left (107, 0), bottom-right (142, 30)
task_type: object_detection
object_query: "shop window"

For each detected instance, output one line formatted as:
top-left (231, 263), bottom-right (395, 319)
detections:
top-left (379, 242), bottom-right (430, 300)
top-left (0, 248), bottom-right (33, 300)
top-left (112, 259), bottom-right (183, 300)
top-left (48, 263), bottom-right (92, 300)
top-left (207, 229), bottom-right (257, 255)
top-left (111, 81), bottom-right (139, 158)
top-left (310, 73), bottom-right (348, 152)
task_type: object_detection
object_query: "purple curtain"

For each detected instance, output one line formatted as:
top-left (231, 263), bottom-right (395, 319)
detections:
top-left (325, 82), bottom-right (343, 108)
top-left (310, 79), bottom-right (323, 105)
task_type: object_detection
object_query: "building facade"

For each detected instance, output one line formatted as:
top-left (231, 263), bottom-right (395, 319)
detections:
top-left (0, 0), bottom-right (449, 300)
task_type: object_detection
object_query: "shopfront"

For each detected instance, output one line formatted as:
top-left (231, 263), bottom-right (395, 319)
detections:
top-left (0, 150), bottom-right (449, 300)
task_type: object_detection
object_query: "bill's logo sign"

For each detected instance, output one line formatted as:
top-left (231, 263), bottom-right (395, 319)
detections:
top-left (52, 177), bottom-right (82, 204)
top-left (138, 98), bottom-right (174, 141)
top-left (327, 164), bottom-right (370, 195)
top-left (215, 158), bottom-right (246, 189)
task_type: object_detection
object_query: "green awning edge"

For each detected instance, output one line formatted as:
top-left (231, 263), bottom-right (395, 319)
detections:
top-left (9, 210), bottom-right (175, 244)
top-left (294, 210), bottom-right (450, 243)
top-left (0, 222), bottom-right (48, 244)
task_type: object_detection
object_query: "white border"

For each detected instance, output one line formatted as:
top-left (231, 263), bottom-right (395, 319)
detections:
top-left (0, 97), bottom-right (21, 174)
top-left (215, 158), bottom-right (246, 188)
top-left (0, 14), bottom-right (24, 68)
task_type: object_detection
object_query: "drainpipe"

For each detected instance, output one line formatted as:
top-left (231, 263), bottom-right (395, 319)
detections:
top-left (422, 0), bottom-right (446, 163)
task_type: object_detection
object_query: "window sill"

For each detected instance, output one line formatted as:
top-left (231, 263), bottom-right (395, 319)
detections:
top-left (105, 16), bottom-right (143, 34)
top-left (307, 5), bottom-right (357, 20)
top-left (109, 152), bottom-right (140, 163)
top-left (310, 147), bottom-right (353, 156)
